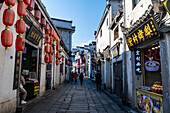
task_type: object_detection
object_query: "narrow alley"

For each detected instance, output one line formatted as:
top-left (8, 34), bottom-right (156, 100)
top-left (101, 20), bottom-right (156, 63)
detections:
top-left (24, 79), bottom-right (127, 113)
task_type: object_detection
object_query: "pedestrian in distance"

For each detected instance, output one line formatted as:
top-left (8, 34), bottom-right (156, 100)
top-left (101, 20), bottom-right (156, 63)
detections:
top-left (74, 72), bottom-right (78, 84)
top-left (95, 70), bottom-right (102, 91)
top-left (79, 73), bottom-right (84, 85)
top-left (20, 75), bottom-right (27, 104)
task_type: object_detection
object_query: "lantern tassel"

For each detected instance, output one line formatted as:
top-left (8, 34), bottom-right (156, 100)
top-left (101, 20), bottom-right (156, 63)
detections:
top-left (5, 47), bottom-right (10, 50)
top-left (18, 51), bottom-right (22, 54)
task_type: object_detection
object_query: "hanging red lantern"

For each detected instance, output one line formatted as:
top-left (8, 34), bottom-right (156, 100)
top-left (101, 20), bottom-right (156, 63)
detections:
top-left (58, 55), bottom-right (61, 59)
top-left (56, 52), bottom-right (60, 59)
top-left (56, 45), bottom-right (59, 51)
top-left (1, 29), bottom-right (13, 49)
top-left (41, 18), bottom-right (46, 27)
top-left (5, 0), bottom-right (16, 7)
top-left (15, 37), bottom-right (25, 52)
top-left (45, 45), bottom-right (50, 54)
top-left (45, 35), bottom-right (50, 44)
top-left (45, 30), bottom-right (50, 35)
top-left (56, 59), bottom-right (59, 65)
top-left (3, 9), bottom-right (15, 26)
top-left (23, 0), bottom-right (31, 6)
top-left (49, 55), bottom-right (53, 63)
top-left (44, 55), bottom-right (49, 63)
top-left (34, 10), bottom-right (41, 20)
top-left (17, 2), bottom-right (26, 17)
top-left (62, 58), bottom-right (64, 61)
top-left (50, 37), bottom-right (53, 45)
top-left (45, 23), bottom-right (50, 31)
top-left (50, 46), bottom-right (53, 54)
top-left (50, 28), bottom-right (53, 37)
top-left (16, 19), bottom-right (25, 34)
top-left (27, 0), bottom-right (35, 11)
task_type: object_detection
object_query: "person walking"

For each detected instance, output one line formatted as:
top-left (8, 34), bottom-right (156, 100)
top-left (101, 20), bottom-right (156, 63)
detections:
top-left (20, 75), bottom-right (27, 104)
top-left (74, 72), bottom-right (78, 84)
top-left (79, 73), bottom-right (84, 85)
top-left (95, 70), bottom-right (102, 91)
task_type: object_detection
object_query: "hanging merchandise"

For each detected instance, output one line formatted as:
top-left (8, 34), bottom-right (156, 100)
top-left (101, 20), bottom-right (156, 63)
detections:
top-left (27, 0), bottom-right (35, 11)
top-left (1, 0), bottom-right (16, 50)
top-left (1, 29), bottom-right (13, 50)
top-left (44, 55), bottom-right (49, 63)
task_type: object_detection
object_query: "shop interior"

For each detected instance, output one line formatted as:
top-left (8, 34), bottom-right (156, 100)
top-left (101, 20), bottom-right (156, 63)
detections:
top-left (21, 43), bottom-right (40, 100)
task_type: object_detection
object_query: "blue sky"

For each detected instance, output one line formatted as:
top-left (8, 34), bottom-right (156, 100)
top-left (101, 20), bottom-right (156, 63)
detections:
top-left (41, 0), bottom-right (106, 48)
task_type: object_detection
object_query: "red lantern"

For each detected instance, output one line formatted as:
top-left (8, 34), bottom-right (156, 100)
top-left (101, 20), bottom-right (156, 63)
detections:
top-left (56, 52), bottom-right (60, 59)
top-left (41, 18), bottom-right (46, 27)
top-left (15, 37), bottom-right (25, 51)
top-left (3, 9), bottom-right (15, 26)
top-left (50, 28), bottom-right (53, 37)
top-left (58, 55), bottom-right (61, 59)
top-left (45, 23), bottom-right (50, 31)
top-left (50, 46), bottom-right (53, 54)
top-left (56, 45), bottom-right (59, 51)
top-left (1, 29), bottom-right (13, 48)
top-left (49, 55), bottom-right (53, 63)
top-left (27, 0), bottom-right (35, 11)
top-left (56, 59), bottom-right (59, 65)
top-left (16, 19), bottom-right (25, 34)
top-left (34, 10), bottom-right (41, 20)
top-left (17, 2), bottom-right (26, 17)
top-left (50, 37), bottom-right (53, 45)
top-left (62, 58), bottom-right (64, 61)
top-left (5, 0), bottom-right (16, 7)
top-left (45, 30), bottom-right (50, 34)
top-left (44, 55), bottom-right (49, 63)
top-left (45, 35), bottom-right (50, 44)
top-left (23, 0), bottom-right (31, 6)
top-left (45, 45), bottom-right (50, 54)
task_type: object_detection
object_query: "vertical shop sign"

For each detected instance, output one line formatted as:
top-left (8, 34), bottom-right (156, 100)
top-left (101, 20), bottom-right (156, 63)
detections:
top-left (13, 51), bottom-right (20, 89)
top-left (135, 49), bottom-right (142, 75)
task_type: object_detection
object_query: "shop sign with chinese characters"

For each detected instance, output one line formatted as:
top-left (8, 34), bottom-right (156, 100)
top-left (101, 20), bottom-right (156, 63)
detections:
top-left (13, 51), bottom-right (20, 89)
top-left (27, 26), bottom-right (43, 45)
top-left (126, 17), bottom-right (160, 50)
top-left (135, 49), bottom-right (142, 75)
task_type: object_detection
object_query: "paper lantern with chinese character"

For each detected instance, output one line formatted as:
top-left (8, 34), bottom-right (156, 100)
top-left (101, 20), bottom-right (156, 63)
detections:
top-left (34, 10), bottom-right (41, 20)
top-left (17, 2), bottom-right (26, 17)
top-left (5, 0), bottom-right (16, 7)
top-left (27, 0), bottom-right (35, 11)
top-left (15, 37), bottom-right (25, 52)
top-left (45, 35), bottom-right (50, 44)
top-left (44, 55), bottom-right (49, 63)
top-left (3, 9), bottom-right (15, 26)
top-left (23, 0), bottom-right (31, 6)
top-left (45, 45), bottom-right (50, 54)
top-left (56, 52), bottom-right (60, 59)
top-left (16, 19), bottom-right (25, 34)
top-left (49, 55), bottom-right (53, 63)
top-left (56, 45), bottom-right (59, 51)
top-left (56, 59), bottom-right (59, 65)
top-left (1, 29), bottom-right (13, 49)
top-left (41, 18), bottom-right (46, 27)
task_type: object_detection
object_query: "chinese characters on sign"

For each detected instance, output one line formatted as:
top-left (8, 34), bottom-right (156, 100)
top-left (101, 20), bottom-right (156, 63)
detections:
top-left (126, 17), bottom-right (160, 50)
top-left (135, 49), bottom-right (142, 75)
top-left (27, 26), bottom-right (43, 45)
top-left (13, 51), bottom-right (20, 89)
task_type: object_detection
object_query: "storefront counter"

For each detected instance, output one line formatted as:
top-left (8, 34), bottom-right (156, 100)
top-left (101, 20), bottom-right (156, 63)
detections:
top-left (24, 81), bottom-right (40, 100)
top-left (136, 89), bottom-right (163, 113)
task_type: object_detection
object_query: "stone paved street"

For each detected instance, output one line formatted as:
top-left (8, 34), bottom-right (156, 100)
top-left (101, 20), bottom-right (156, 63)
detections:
top-left (24, 78), bottom-right (126, 113)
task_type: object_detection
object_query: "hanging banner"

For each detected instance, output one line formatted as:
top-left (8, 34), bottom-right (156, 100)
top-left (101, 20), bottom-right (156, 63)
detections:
top-left (135, 49), bottom-right (142, 75)
top-left (126, 17), bottom-right (160, 50)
